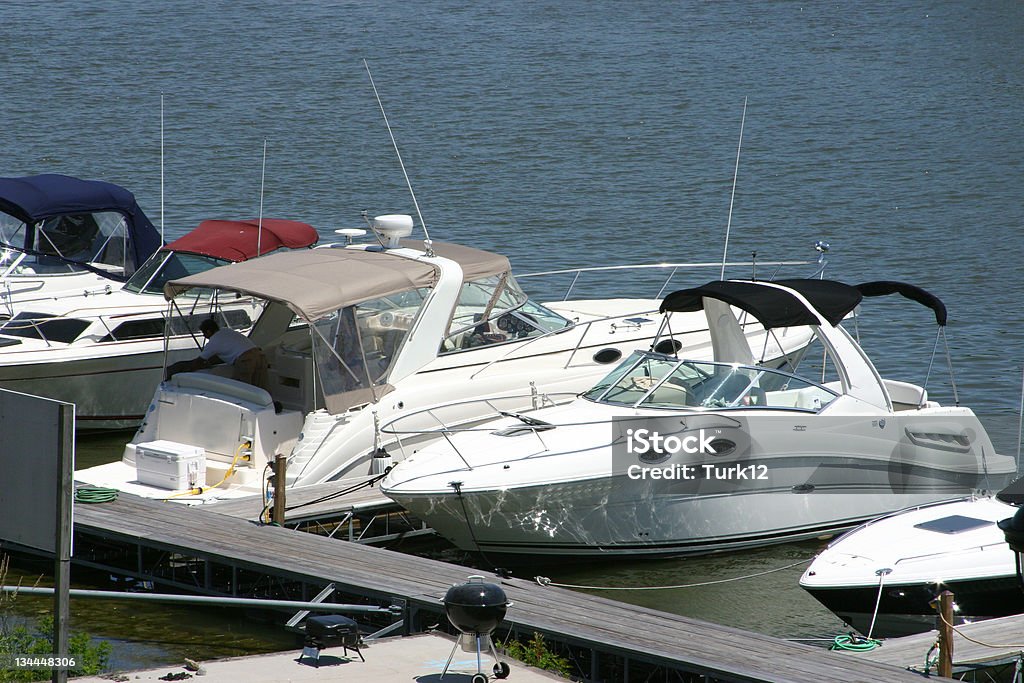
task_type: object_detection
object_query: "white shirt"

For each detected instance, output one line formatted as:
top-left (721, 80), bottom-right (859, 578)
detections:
top-left (199, 328), bottom-right (257, 364)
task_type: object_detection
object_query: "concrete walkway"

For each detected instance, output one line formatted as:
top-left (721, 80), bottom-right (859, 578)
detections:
top-left (72, 633), bottom-right (567, 683)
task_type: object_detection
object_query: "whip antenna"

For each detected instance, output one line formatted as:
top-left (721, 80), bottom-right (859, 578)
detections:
top-left (257, 138), bottom-right (267, 257)
top-left (160, 93), bottom-right (165, 243)
top-left (721, 96), bottom-right (747, 279)
top-left (363, 60), bottom-right (432, 252)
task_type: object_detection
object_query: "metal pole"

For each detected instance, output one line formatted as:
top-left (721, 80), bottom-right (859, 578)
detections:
top-left (2, 586), bottom-right (400, 613)
top-left (52, 403), bottom-right (73, 683)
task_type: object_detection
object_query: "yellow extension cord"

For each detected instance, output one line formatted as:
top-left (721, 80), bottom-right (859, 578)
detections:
top-left (164, 441), bottom-right (251, 500)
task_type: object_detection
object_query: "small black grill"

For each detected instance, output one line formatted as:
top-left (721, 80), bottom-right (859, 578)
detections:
top-left (297, 614), bottom-right (364, 667)
top-left (439, 575), bottom-right (511, 682)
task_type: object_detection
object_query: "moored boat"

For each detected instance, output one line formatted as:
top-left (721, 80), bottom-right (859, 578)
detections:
top-left (379, 279), bottom-right (1016, 558)
top-left (0, 173), bottom-right (161, 316)
top-left (800, 492), bottom-right (1023, 637)
top-left (0, 218), bottom-right (318, 429)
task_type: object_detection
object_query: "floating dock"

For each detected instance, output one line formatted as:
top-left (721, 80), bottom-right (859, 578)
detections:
top-left (59, 489), bottom-right (925, 682)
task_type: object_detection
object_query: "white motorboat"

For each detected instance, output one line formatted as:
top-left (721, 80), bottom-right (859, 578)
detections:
top-left (380, 278), bottom-right (1016, 558)
top-left (76, 215), bottom-right (812, 500)
top-left (0, 218), bottom-right (318, 429)
top-left (0, 173), bottom-right (162, 315)
top-left (799, 493), bottom-right (1023, 638)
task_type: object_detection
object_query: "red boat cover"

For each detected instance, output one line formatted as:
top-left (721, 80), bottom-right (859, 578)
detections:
top-left (163, 219), bottom-right (319, 261)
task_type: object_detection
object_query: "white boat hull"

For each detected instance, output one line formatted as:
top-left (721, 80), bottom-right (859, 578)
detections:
top-left (0, 344), bottom-right (196, 430)
top-left (799, 496), bottom-right (1023, 636)
top-left (388, 461), bottom-right (1011, 558)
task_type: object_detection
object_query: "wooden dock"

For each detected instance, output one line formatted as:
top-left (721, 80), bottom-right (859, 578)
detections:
top-left (845, 613), bottom-right (1024, 675)
top-left (206, 477), bottom-right (433, 543)
top-left (64, 490), bottom-right (925, 682)
top-left (208, 477), bottom-right (396, 522)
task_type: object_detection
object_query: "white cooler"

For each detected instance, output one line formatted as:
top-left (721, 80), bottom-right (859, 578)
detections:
top-left (135, 440), bottom-right (206, 490)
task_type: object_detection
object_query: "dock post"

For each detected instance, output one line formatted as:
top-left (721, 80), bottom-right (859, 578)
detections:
top-left (53, 402), bottom-right (73, 683)
top-left (272, 454), bottom-right (287, 526)
top-left (937, 590), bottom-right (954, 677)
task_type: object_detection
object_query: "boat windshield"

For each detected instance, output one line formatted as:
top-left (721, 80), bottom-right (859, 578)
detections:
top-left (311, 287), bottom-right (432, 408)
top-left (123, 251), bottom-right (232, 295)
top-left (440, 273), bottom-right (571, 353)
top-left (0, 210), bottom-right (134, 275)
top-left (581, 351), bottom-right (839, 412)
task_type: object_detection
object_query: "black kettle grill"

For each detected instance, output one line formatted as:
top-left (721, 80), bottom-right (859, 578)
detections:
top-left (440, 575), bottom-right (511, 682)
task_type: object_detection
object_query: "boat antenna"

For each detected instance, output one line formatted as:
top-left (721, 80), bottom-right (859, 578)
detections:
top-left (720, 97), bottom-right (747, 280)
top-left (257, 138), bottom-right (267, 257)
top-left (1017, 366), bottom-right (1023, 473)
top-left (160, 92), bottom-right (165, 244)
top-left (363, 60), bottom-right (433, 255)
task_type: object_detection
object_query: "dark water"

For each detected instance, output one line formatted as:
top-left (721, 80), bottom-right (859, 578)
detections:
top-left (3, 0), bottom-right (1023, 666)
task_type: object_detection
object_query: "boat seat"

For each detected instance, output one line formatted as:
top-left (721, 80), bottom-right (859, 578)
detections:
top-left (168, 372), bottom-right (273, 408)
top-left (884, 379), bottom-right (928, 410)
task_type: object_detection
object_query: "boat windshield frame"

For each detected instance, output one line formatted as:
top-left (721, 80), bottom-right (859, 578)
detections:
top-left (581, 350), bottom-right (840, 412)
top-left (440, 272), bottom-right (572, 354)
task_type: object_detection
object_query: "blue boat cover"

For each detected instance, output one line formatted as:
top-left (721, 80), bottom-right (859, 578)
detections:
top-left (0, 173), bottom-right (161, 278)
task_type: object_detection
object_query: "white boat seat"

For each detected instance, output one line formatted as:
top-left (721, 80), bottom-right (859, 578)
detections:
top-left (883, 379), bottom-right (928, 410)
top-left (169, 372), bottom-right (274, 408)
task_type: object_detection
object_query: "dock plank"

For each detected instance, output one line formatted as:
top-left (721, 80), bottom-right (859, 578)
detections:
top-left (72, 492), bottom-right (923, 682)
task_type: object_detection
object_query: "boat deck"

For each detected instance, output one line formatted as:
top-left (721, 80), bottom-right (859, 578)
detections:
top-left (69, 490), bottom-right (924, 682)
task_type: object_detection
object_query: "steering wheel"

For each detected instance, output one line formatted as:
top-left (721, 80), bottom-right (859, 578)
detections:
top-left (628, 376), bottom-right (691, 403)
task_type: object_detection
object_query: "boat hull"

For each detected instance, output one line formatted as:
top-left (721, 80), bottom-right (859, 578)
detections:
top-left (384, 407), bottom-right (1015, 557)
top-left (390, 471), bottom-right (1008, 558)
top-left (802, 575), bottom-right (1024, 637)
top-left (0, 346), bottom-right (194, 430)
top-left (798, 496), bottom-right (1022, 636)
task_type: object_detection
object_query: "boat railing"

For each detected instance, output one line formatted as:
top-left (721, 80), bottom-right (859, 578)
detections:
top-left (467, 304), bottom-right (665, 380)
top-left (517, 258), bottom-right (820, 302)
top-left (378, 390), bottom-right (579, 467)
top-left (465, 258), bottom-right (820, 380)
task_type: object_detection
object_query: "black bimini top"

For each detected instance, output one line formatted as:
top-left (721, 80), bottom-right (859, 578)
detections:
top-left (855, 280), bottom-right (947, 326)
top-left (660, 279), bottom-right (863, 329)
top-left (660, 278), bottom-right (947, 329)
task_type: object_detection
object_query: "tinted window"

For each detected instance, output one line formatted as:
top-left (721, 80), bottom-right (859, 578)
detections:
top-left (0, 312), bottom-right (90, 343)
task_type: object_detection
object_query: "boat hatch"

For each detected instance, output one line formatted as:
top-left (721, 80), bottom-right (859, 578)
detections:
top-left (913, 515), bottom-right (994, 534)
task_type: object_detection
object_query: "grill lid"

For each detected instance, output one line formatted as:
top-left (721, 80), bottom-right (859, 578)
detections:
top-left (443, 575), bottom-right (510, 635)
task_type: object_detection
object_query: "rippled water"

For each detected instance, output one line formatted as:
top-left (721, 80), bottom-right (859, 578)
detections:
top-left (3, 0), bottom-right (1023, 665)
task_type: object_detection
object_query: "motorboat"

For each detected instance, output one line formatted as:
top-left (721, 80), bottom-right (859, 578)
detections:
top-left (379, 278), bottom-right (1017, 558)
top-left (799, 492), bottom-right (1023, 638)
top-left (0, 173), bottom-right (162, 315)
top-left (75, 215), bottom-right (813, 499)
top-left (0, 218), bottom-right (319, 429)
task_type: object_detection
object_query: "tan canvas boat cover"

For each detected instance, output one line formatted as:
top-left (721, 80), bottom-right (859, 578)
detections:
top-left (164, 248), bottom-right (440, 320)
top-left (400, 240), bottom-right (510, 281)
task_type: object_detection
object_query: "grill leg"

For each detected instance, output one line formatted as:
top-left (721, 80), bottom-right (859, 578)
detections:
top-left (297, 636), bottom-right (322, 667)
top-left (439, 639), bottom-right (460, 680)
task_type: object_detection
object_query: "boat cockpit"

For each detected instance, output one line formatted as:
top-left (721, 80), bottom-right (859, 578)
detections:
top-left (440, 272), bottom-right (571, 353)
top-left (581, 350), bottom-right (839, 412)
